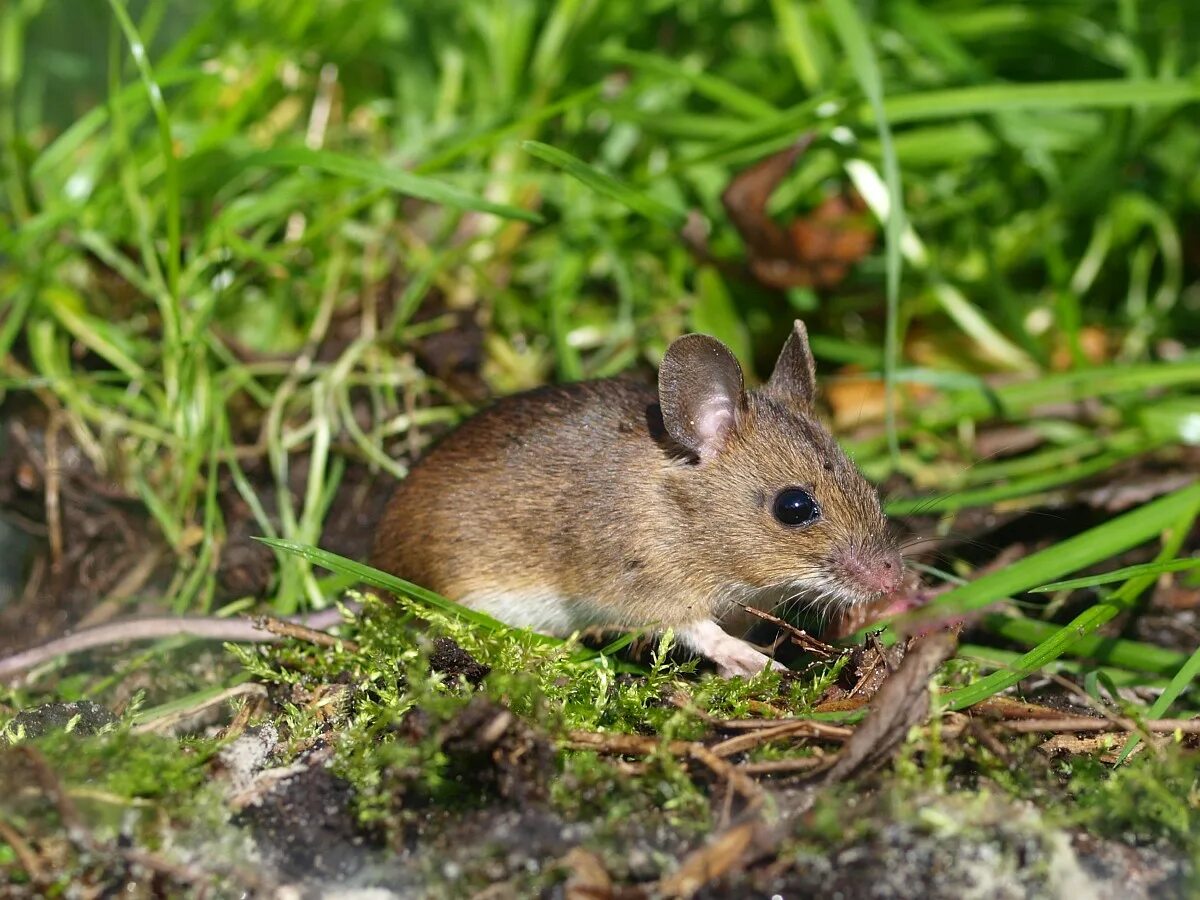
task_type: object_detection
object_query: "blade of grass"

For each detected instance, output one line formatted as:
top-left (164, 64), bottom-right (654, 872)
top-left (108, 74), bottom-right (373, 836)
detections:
top-left (1032, 558), bottom-right (1200, 593)
top-left (823, 0), bottom-right (904, 460)
top-left (938, 495), bottom-right (1200, 711)
top-left (960, 644), bottom-right (1168, 689)
top-left (880, 79), bottom-right (1200, 124)
top-left (1114, 643), bottom-right (1200, 764)
top-left (600, 47), bottom-right (779, 119)
top-left (884, 435), bottom-right (1163, 516)
top-left (980, 613), bottom-right (1191, 677)
top-left (769, 0), bottom-right (825, 92)
top-left (104, 0), bottom-right (181, 299)
top-left (256, 537), bottom-right (559, 642)
top-left (229, 147), bottom-right (543, 223)
top-left (887, 481), bottom-right (1200, 632)
top-left (522, 140), bottom-right (688, 229)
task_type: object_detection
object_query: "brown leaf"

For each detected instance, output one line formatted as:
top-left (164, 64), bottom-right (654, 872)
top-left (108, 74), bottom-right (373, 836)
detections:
top-left (822, 630), bottom-right (959, 784)
top-left (721, 138), bottom-right (876, 291)
top-left (721, 139), bottom-right (810, 262)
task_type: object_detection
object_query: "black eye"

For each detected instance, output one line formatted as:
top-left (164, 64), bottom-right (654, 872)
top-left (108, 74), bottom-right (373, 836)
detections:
top-left (773, 487), bottom-right (820, 527)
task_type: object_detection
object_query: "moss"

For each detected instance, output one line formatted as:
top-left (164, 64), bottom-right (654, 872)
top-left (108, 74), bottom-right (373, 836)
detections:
top-left (1061, 745), bottom-right (1200, 849)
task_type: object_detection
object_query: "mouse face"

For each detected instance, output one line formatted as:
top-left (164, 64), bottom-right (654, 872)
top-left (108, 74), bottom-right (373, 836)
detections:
top-left (658, 322), bottom-right (902, 613)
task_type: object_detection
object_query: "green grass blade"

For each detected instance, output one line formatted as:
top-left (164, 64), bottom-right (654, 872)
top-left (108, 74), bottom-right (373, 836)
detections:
top-left (938, 494), bottom-right (1200, 711)
top-left (229, 147), bottom-right (543, 223)
top-left (980, 614), bottom-right (1190, 676)
top-left (823, 0), bottom-right (904, 460)
top-left (959, 644), bottom-right (1167, 689)
top-left (1032, 558), bottom-right (1200, 593)
top-left (889, 482), bottom-right (1200, 632)
top-left (104, 0), bottom-right (181, 298)
top-left (884, 436), bottom-right (1161, 516)
top-left (1114, 642), bottom-right (1200, 764)
top-left (522, 140), bottom-right (688, 229)
top-left (881, 79), bottom-right (1200, 124)
top-left (600, 47), bottom-right (778, 118)
top-left (255, 537), bottom-right (560, 643)
top-left (769, 0), bottom-right (825, 92)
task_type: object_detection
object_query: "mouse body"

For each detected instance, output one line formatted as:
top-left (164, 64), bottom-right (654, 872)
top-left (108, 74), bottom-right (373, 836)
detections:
top-left (372, 321), bottom-right (901, 677)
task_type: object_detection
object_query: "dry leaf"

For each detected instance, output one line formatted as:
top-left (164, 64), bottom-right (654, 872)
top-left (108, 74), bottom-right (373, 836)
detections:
top-left (721, 139), bottom-right (876, 291)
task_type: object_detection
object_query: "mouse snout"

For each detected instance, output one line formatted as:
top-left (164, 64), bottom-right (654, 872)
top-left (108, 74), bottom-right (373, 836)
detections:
top-left (830, 543), bottom-right (903, 599)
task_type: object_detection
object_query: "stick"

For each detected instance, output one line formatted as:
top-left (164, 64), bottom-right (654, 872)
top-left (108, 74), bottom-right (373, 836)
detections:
top-left (0, 607), bottom-right (354, 680)
top-left (999, 717), bottom-right (1200, 734)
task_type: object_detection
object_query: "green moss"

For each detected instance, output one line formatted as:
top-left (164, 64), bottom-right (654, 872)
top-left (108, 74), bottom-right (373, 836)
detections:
top-left (1061, 745), bottom-right (1200, 848)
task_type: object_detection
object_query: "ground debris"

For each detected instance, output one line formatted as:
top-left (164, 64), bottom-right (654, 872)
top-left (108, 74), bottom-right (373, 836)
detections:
top-left (823, 630), bottom-right (959, 784)
top-left (438, 695), bottom-right (555, 803)
top-left (563, 847), bottom-right (614, 900)
top-left (429, 635), bottom-right (491, 686)
top-left (4, 700), bottom-right (116, 740)
top-left (654, 819), bottom-right (773, 899)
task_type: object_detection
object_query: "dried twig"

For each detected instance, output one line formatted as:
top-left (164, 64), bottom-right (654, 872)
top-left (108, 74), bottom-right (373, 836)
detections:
top-left (737, 604), bottom-right (840, 658)
top-left (563, 847), bottom-right (614, 900)
top-left (0, 607), bottom-right (354, 680)
top-left (823, 630), bottom-right (959, 784)
top-left (256, 614), bottom-right (360, 652)
top-left (565, 731), bottom-right (764, 812)
top-left (999, 717), bottom-right (1200, 735)
top-left (565, 730), bottom-right (691, 757)
top-left (654, 819), bottom-right (770, 899)
top-left (710, 720), bottom-right (849, 758)
top-left (21, 745), bottom-right (86, 842)
top-left (0, 817), bottom-right (43, 884)
top-left (688, 744), bottom-right (764, 812)
top-left (737, 755), bottom-right (829, 776)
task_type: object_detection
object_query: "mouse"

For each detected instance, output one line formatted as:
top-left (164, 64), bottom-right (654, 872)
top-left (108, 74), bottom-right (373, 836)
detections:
top-left (371, 320), bottom-right (902, 678)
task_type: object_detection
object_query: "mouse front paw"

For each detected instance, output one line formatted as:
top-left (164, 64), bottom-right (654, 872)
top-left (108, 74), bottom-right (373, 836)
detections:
top-left (676, 619), bottom-right (788, 679)
top-left (714, 644), bottom-right (787, 679)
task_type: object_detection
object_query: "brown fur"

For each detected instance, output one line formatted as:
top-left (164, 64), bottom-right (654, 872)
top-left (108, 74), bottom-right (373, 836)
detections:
top-left (372, 322), bottom-right (899, 637)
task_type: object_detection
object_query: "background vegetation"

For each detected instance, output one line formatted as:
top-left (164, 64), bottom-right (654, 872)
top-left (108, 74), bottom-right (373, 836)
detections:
top-left (1, 0), bottom-right (1199, 894)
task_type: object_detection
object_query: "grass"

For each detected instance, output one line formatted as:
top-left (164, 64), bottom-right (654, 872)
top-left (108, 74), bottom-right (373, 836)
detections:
top-left (1, 0), bottom-right (1199, 891)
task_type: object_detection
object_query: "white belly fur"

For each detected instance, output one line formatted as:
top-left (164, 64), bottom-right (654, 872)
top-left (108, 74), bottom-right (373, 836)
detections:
top-left (459, 587), bottom-right (619, 636)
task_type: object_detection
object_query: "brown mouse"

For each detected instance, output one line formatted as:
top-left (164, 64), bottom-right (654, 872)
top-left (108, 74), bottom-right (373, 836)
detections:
top-left (372, 320), bottom-right (902, 677)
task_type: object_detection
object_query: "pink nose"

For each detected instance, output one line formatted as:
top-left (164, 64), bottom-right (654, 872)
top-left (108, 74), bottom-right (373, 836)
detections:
top-left (835, 550), bottom-right (903, 596)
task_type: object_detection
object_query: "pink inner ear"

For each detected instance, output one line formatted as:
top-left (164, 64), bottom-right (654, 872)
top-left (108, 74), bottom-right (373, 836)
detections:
top-left (693, 398), bottom-right (734, 460)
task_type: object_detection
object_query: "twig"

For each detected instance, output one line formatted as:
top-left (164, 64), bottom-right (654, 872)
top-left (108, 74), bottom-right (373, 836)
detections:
top-left (564, 730), bottom-right (692, 757)
top-left (710, 720), bottom-right (850, 758)
top-left (968, 696), bottom-right (1067, 720)
top-left (0, 607), bottom-right (354, 680)
top-left (737, 604), bottom-right (840, 658)
top-left (0, 817), bottom-right (43, 884)
top-left (706, 716), bottom-right (854, 740)
top-left (565, 731), bottom-right (763, 812)
top-left (654, 819), bottom-right (770, 899)
top-left (688, 744), bottom-right (764, 812)
top-left (44, 412), bottom-right (64, 572)
top-left (20, 746), bottom-right (87, 845)
top-left (737, 756), bottom-right (829, 776)
top-left (256, 614), bottom-right (360, 652)
top-left (999, 717), bottom-right (1200, 734)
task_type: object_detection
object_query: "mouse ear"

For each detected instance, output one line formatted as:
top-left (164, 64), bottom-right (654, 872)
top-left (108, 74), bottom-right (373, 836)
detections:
top-left (764, 319), bottom-right (818, 410)
top-left (658, 334), bottom-right (746, 461)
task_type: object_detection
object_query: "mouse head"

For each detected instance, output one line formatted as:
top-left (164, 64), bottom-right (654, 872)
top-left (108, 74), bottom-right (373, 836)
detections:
top-left (658, 320), bottom-right (902, 609)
